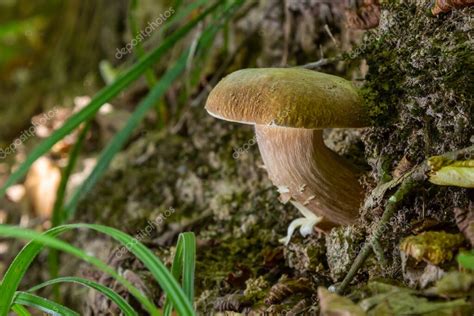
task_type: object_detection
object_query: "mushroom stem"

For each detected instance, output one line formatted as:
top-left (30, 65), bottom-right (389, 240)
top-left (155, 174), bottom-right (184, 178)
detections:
top-left (255, 125), bottom-right (363, 230)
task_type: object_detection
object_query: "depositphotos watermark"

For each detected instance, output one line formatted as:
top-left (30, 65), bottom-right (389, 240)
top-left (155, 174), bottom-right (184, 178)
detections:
top-left (233, 109), bottom-right (290, 160)
top-left (233, 135), bottom-right (257, 160)
top-left (115, 7), bottom-right (175, 59)
top-left (0, 108), bottom-right (58, 159)
top-left (115, 207), bottom-right (176, 258)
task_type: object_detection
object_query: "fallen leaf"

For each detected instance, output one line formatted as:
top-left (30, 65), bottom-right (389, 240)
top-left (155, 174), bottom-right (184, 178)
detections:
top-left (428, 157), bottom-right (474, 188)
top-left (318, 287), bottom-right (366, 316)
top-left (24, 156), bottom-right (61, 219)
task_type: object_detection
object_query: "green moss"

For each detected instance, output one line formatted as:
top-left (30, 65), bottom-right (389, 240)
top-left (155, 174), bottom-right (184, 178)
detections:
top-left (243, 276), bottom-right (269, 304)
top-left (400, 231), bottom-right (465, 265)
top-left (353, 2), bottom-right (472, 273)
top-left (359, 2), bottom-right (473, 163)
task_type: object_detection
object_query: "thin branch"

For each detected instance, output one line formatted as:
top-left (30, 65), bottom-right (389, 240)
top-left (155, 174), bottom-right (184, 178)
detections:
top-left (299, 57), bottom-right (339, 70)
top-left (336, 145), bottom-right (474, 294)
top-left (336, 169), bottom-right (424, 294)
top-left (371, 239), bottom-right (387, 266)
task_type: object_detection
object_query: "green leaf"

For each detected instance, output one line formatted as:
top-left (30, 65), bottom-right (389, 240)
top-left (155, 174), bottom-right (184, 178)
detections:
top-left (164, 233), bottom-right (196, 316)
top-left (28, 277), bottom-right (137, 316)
top-left (13, 292), bottom-right (78, 316)
top-left (428, 157), bottom-right (474, 188)
top-left (0, 225), bottom-right (159, 316)
top-left (0, 1), bottom-right (221, 199)
top-left (457, 251), bottom-right (474, 270)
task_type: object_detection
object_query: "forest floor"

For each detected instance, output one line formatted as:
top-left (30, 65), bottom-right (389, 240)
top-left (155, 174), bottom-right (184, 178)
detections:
top-left (0, 1), bottom-right (472, 315)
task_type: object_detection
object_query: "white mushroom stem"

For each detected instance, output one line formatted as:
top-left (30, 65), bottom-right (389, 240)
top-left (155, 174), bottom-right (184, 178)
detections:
top-left (255, 125), bottom-right (363, 231)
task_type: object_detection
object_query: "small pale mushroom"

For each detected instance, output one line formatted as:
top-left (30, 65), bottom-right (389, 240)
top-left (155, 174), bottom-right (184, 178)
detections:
top-left (205, 68), bottom-right (370, 244)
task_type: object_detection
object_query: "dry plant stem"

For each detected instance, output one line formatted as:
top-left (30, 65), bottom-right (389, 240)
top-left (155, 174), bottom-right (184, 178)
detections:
top-left (441, 145), bottom-right (474, 161)
top-left (300, 57), bottom-right (339, 70)
top-left (255, 126), bottom-right (363, 229)
top-left (336, 172), bottom-right (423, 294)
top-left (371, 239), bottom-right (387, 266)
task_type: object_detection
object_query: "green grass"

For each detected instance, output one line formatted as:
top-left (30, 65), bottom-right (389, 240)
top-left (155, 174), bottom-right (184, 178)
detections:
top-left (164, 232), bottom-right (196, 316)
top-left (13, 292), bottom-right (78, 316)
top-left (0, 224), bottom-right (197, 315)
top-left (48, 121), bottom-right (91, 301)
top-left (28, 276), bottom-right (136, 316)
top-left (65, 0), bottom-right (244, 219)
top-left (128, 0), bottom-right (162, 126)
top-left (0, 0), bottom-right (221, 200)
top-left (45, 0), bottom-right (236, 299)
top-left (10, 304), bottom-right (31, 316)
top-left (0, 0), bottom-right (245, 314)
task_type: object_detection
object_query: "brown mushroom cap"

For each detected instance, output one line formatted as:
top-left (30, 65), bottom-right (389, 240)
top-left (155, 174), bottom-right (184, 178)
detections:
top-left (205, 68), bottom-right (369, 129)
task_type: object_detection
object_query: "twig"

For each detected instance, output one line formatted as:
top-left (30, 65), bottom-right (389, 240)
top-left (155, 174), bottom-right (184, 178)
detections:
top-left (371, 239), bottom-right (387, 266)
top-left (323, 24), bottom-right (338, 46)
top-left (336, 169), bottom-right (425, 294)
top-left (281, 0), bottom-right (291, 66)
top-left (440, 145), bottom-right (474, 161)
top-left (335, 144), bottom-right (474, 294)
top-left (299, 57), bottom-right (339, 70)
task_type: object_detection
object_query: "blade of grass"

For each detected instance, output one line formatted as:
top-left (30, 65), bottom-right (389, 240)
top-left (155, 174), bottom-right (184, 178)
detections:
top-left (179, 0), bottom-right (244, 117)
top-left (48, 122), bottom-right (91, 302)
top-left (28, 277), bottom-right (137, 316)
top-left (181, 233), bottom-right (196, 302)
top-left (163, 232), bottom-right (196, 316)
top-left (52, 122), bottom-right (91, 227)
top-left (128, 0), bottom-right (164, 126)
top-left (0, 1), bottom-right (221, 199)
top-left (128, 0), bottom-right (158, 87)
top-left (187, 2), bottom-right (236, 88)
top-left (151, 0), bottom-right (211, 41)
top-left (0, 225), bottom-right (160, 316)
top-left (13, 292), bottom-right (78, 316)
top-left (11, 305), bottom-right (31, 316)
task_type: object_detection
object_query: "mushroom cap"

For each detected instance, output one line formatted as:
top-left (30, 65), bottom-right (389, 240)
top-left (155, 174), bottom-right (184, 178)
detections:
top-left (205, 68), bottom-right (369, 129)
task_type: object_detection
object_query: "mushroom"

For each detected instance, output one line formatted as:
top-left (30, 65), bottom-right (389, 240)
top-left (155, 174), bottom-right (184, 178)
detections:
top-left (205, 68), bottom-right (369, 244)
